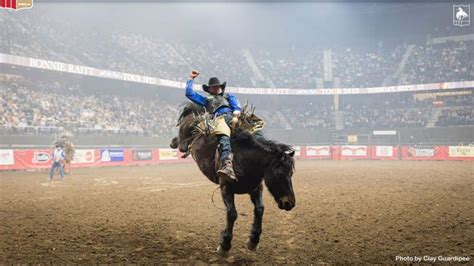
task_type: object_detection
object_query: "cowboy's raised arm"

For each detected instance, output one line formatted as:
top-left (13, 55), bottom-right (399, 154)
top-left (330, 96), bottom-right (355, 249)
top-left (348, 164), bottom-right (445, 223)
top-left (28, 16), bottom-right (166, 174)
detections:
top-left (185, 71), bottom-right (207, 106)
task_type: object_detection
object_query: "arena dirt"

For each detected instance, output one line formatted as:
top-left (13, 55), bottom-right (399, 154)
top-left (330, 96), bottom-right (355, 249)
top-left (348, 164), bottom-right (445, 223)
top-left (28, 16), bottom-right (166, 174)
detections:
top-left (1, 160), bottom-right (473, 264)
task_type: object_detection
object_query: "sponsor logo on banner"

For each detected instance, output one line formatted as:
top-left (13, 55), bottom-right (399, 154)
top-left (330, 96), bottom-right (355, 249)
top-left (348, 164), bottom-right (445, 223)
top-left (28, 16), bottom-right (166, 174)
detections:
top-left (158, 149), bottom-right (178, 160)
top-left (448, 146), bottom-right (474, 157)
top-left (408, 147), bottom-right (435, 157)
top-left (376, 146), bottom-right (393, 157)
top-left (100, 149), bottom-right (124, 162)
top-left (341, 146), bottom-right (367, 156)
top-left (292, 146), bottom-right (301, 157)
top-left (32, 151), bottom-right (51, 164)
top-left (0, 150), bottom-right (14, 165)
top-left (306, 146), bottom-right (330, 156)
top-left (72, 149), bottom-right (95, 164)
top-left (133, 150), bottom-right (152, 161)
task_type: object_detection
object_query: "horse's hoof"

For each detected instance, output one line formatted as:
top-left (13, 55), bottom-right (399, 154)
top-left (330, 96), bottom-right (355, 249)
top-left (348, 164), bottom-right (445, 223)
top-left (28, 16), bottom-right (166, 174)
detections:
top-left (216, 245), bottom-right (230, 257)
top-left (246, 239), bottom-right (259, 251)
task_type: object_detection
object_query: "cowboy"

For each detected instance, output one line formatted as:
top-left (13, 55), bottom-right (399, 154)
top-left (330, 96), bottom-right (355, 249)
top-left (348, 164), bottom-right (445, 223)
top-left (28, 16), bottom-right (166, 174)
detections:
top-left (49, 144), bottom-right (65, 180)
top-left (185, 70), bottom-right (241, 182)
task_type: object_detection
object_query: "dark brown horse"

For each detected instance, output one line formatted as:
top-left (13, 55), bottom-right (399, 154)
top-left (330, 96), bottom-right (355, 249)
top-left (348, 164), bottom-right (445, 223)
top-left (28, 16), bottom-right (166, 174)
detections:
top-left (171, 103), bottom-right (296, 256)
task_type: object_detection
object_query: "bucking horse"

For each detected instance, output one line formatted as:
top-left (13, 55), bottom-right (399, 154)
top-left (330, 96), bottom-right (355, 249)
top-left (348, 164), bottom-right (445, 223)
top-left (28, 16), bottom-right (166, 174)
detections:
top-left (62, 141), bottom-right (75, 174)
top-left (170, 102), bottom-right (296, 256)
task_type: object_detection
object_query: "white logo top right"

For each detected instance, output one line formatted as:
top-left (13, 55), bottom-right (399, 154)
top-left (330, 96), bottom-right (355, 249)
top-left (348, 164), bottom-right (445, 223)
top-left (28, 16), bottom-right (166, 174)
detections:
top-left (453, 5), bottom-right (470, 27)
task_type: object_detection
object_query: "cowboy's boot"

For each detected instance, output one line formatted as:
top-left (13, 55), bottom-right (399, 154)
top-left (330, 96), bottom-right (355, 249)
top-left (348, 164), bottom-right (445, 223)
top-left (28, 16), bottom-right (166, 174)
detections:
top-left (217, 154), bottom-right (238, 183)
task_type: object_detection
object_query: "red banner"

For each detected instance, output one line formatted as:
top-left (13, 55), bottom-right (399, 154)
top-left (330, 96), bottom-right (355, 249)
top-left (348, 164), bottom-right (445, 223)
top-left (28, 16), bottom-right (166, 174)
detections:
top-left (8, 149), bottom-right (53, 170)
top-left (1, 145), bottom-right (472, 171)
top-left (0, 148), bottom-right (194, 171)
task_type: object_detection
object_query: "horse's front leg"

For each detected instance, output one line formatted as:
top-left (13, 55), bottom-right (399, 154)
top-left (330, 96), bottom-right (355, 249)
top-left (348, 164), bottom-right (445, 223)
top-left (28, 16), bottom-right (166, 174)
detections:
top-left (216, 183), bottom-right (237, 257)
top-left (247, 184), bottom-right (264, 251)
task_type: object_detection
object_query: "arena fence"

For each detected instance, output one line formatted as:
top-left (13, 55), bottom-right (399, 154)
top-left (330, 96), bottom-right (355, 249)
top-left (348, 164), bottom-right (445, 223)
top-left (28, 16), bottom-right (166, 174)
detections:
top-left (0, 145), bottom-right (472, 171)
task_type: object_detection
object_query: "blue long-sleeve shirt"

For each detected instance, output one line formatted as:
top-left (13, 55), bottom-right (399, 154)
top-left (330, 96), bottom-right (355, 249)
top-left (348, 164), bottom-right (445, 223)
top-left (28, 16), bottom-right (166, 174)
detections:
top-left (185, 79), bottom-right (241, 116)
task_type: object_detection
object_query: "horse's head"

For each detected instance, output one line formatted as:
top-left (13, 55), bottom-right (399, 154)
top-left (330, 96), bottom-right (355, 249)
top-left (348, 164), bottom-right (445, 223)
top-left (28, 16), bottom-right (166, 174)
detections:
top-left (175, 102), bottom-right (206, 153)
top-left (264, 147), bottom-right (296, 211)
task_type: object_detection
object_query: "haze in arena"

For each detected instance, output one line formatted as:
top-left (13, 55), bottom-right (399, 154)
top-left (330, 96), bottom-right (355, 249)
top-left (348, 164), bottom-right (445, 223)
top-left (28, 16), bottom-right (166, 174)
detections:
top-left (1, 1), bottom-right (473, 264)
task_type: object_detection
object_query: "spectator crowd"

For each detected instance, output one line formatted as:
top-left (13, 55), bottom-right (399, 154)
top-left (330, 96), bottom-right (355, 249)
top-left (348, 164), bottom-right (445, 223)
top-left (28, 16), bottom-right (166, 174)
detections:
top-left (1, 14), bottom-right (473, 90)
top-left (2, 79), bottom-right (472, 137)
top-left (0, 81), bottom-right (180, 137)
top-left (437, 107), bottom-right (474, 127)
top-left (1, 13), bottom-right (473, 137)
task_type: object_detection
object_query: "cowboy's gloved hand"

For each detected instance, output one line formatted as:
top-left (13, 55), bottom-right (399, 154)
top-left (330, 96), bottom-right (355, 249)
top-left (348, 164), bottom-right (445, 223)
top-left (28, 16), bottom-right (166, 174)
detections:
top-left (232, 111), bottom-right (241, 124)
top-left (232, 116), bottom-right (239, 124)
top-left (189, 70), bottom-right (200, 80)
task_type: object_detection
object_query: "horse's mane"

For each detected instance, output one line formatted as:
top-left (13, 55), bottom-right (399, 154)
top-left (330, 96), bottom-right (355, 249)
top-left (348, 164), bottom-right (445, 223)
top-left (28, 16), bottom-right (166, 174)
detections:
top-left (177, 102), bottom-right (205, 126)
top-left (232, 129), bottom-right (295, 169)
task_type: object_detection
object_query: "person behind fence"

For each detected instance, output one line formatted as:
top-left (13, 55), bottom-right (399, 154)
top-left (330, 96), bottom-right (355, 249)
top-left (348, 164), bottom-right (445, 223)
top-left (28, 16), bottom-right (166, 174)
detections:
top-left (49, 144), bottom-right (65, 180)
top-left (185, 70), bottom-right (242, 183)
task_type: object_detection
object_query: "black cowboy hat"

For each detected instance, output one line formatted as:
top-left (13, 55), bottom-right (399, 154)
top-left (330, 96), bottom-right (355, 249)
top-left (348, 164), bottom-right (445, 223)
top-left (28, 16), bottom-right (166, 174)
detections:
top-left (202, 77), bottom-right (226, 94)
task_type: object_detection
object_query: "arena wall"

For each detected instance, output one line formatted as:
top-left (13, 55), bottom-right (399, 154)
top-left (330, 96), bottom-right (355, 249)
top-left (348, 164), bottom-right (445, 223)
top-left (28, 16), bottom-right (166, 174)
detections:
top-left (1, 145), bottom-right (472, 171)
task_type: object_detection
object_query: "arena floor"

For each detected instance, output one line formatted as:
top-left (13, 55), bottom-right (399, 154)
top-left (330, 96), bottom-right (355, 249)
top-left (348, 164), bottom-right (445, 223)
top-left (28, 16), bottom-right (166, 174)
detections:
top-left (1, 160), bottom-right (473, 264)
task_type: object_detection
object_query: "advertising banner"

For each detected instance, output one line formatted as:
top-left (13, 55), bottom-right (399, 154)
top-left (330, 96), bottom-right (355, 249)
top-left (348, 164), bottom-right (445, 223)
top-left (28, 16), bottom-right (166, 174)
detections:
top-left (1, 52), bottom-right (472, 95)
top-left (305, 146), bottom-right (331, 159)
top-left (448, 146), bottom-right (474, 158)
top-left (31, 150), bottom-right (52, 165)
top-left (375, 146), bottom-right (394, 157)
top-left (0, 149), bottom-right (14, 166)
top-left (132, 150), bottom-right (153, 161)
top-left (371, 146), bottom-right (399, 160)
top-left (100, 149), bottom-right (124, 162)
top-left (402, 146), bottom-right (438, 160)
top-left (341, 145), bottom-right (368, 156)
top-left (2, 145), bottom-right (473, 171)
top-left (72, 149), bottom-right (95, 164)
top-left (407, 147), bottom-right (435, 157)
top-left (158, 148), bottom-right (178, 160)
